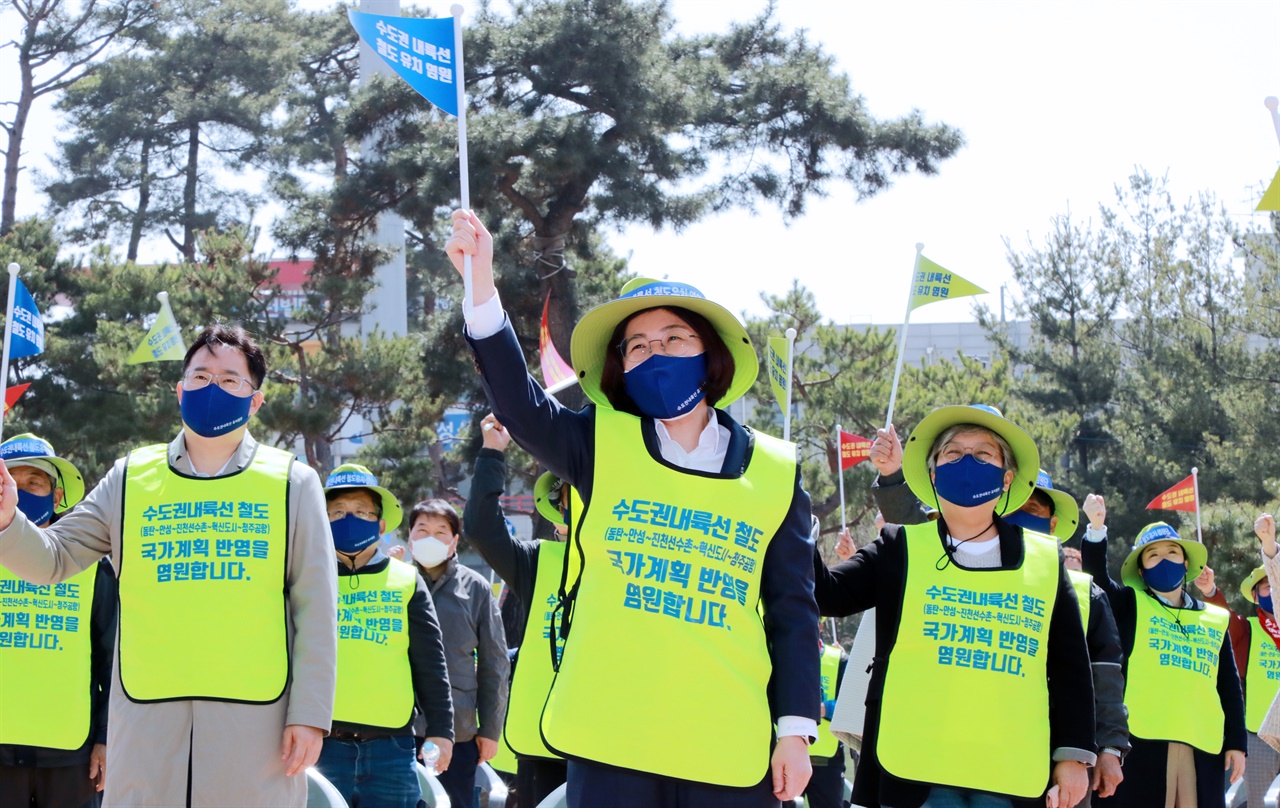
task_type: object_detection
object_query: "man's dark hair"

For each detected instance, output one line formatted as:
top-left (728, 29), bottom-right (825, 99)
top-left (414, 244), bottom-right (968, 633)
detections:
top-left (1028, 489), bottom-right (1055, 515)
top-left (599, 306), bottom-right (735, 416)
top-left (410, 499), bottom-right (461, 536)
top-left (183, 324), bottom-right (267, 389)
top-left (324, 487), bottom-right (383, 517)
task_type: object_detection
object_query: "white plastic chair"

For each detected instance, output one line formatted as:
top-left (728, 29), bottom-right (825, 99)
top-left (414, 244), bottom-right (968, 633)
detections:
top-left (418, 762), bottom-right (453, 808)
top-left (305, 767), bottom-right (349, 808)
top-left (478, 762), bottom-right (509, 808)
top-left (533, 782), bottom-right (568, 808)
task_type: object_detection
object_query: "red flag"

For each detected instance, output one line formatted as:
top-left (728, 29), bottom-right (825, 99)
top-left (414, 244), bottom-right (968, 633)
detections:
top-left (4, 383), bottom-right (30, 415)
top-left (840, 430), bottom-right (872, 470)
top-left (539, 292), bottom-right (575, 387)
top-left (1146, 474), bottom-right (1197, 512)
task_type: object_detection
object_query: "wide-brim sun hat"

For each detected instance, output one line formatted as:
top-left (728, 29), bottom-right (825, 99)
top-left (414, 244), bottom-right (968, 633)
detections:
top-left (0, 433), bottom-right (85, 513)
top-left (569, 277), bottom-right (758, 410)
top-left (901, 405), bottom-right (1040, 516)
top-left (324, 463), bottom-right (403, 534)
top-left (1120, 521), bottom-right (1207, 590)
top-left (534, 472), bottom-right (567, 526)
top-left (1034, 469), bottom-right (1080, 542)
top-left (1240, 566), bottom-right (1269, 604)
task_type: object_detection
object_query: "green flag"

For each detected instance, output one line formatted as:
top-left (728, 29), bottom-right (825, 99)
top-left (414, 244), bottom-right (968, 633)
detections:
top-left (1258, 167), bottom-right (1280, 212)
top-left (767, 336), bottom-right (790, 417)
top-left (908, 256), bottom-right (986, 311)
top-left (127, 293), bottom-right (186, 364)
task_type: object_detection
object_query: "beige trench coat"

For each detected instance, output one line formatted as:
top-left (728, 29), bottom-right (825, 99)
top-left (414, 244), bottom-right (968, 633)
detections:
top-left (0, 432), bottom-right (338, 807)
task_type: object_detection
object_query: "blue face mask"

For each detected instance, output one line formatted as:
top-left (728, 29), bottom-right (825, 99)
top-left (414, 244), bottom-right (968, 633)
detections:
top-left (1260, 594), bottom-right (1274, 615)
top-left (17, 489), bottom-right (55, 526)
top-left (180, 383), bottom-right (254, 438)
top-left (623, 352), bottom-right (707, 420)
top-left (1004, 508), bottom-right (1052, 535)
top-left (1140, 557), bottom-right (1188, 593)
top-left (329, 514), bottom-right (382, 555)
top-left (932, 454), bottom-right (1007, 508)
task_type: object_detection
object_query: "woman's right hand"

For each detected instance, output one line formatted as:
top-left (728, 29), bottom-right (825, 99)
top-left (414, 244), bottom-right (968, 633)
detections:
top-left (444, 209), bottom-right (496, 306)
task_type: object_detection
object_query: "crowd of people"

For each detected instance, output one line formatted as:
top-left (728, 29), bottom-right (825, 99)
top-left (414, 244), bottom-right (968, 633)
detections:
top-left (0, 205), bottom-right (1276, 808)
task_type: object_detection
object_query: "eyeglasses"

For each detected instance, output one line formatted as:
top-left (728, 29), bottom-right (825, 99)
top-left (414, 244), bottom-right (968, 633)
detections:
top-left (183, 371), bottom-right (258, 397)
top-left (936, 444), bottom-right (1002, 466)
top-left (619, 329), bottom-right (701, 365)
top-left (327, 507), bottom-right (380, 523)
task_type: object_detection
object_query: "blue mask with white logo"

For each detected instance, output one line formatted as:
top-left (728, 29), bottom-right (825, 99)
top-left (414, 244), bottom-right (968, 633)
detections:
top-left (1004, 508), bottom-right (1052, 535)
top-left (180, 383), bottom-right (253, 438)
top-left (17, 489), bottom-right (55, 526)
top-left (623, 353), bottom-right (707, 420)
top-left (1260, 594), bottom-right (1274, 616)
top-left (329, 515), bottom-right (382, 554)
top-left (1140, 558), bottom-right (1188, 593)
top-left (932, 454), bottom-right (1007, 508)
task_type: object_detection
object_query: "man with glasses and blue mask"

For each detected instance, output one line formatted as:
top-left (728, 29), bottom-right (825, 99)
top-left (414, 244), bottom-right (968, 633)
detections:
top-left (0, 433), bottom-right (114, 808)
top-left (0, 324), bottom-right (337, 808)
top-left (318, 464), bottom-right (455, 808)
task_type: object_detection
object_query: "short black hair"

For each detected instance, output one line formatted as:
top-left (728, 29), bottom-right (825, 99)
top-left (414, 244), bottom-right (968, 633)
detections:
top-left (409, 499), bottom-right (461, 536)
top-left (183, 324), bottom-right (267, 389)
top-left (1028, 489), bottom-right (1055, 514)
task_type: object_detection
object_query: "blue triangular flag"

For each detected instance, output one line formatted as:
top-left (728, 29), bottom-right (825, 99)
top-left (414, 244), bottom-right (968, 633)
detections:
top-left (348, 10), bottom-right (458, 116)
top-left (9, 278), bottom-right (43, 359)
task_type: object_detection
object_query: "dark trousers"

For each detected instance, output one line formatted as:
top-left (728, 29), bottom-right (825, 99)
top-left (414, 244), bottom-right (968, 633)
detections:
top-left (565, 760), bottom-right (780, 808)
top-left (315, 735), bottom-right (421, 808)
top-left (0, 763), bottom-right (99, 808)
top-left (436, 737), bottom-right (481, 808)
top-left (512, 757), bottom-right (567, 808)
top-left (805, 753), bottom-right (847, 808)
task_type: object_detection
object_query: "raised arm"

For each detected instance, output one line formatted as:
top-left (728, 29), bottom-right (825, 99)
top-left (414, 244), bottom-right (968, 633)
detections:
top-left (868, 426), bottom-right (932, 526)
top-left (461, 417), bottom-right (539, 604)
top-left (1079, 494), bottom-right (1125, 600)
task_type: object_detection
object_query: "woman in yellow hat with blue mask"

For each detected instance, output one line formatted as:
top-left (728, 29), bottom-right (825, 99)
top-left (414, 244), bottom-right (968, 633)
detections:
top-left (1080, 496), bottom-right (1246, 807)
top-left (445, 210), bottom-right (819, 807)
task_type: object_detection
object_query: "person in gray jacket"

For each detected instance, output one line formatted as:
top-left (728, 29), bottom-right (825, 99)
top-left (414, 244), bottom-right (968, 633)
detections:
top-left (867, 424), bottom-right (1130, 803)
top-left (407, 498), bottom-right (509, 808)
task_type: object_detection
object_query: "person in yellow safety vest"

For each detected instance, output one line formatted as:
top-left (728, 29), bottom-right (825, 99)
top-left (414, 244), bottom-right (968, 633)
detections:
top-left (446, 210), bottom-right (820, 808)
top-left (804, 630), bottom-right (849, 808)
top-left (0, 434), bottom-right (114, 808)
top-left (0, 324), bottom-right (339, 807)
top-left (406, 497), bottom-right (510, 808)
top-left (813, 404), bottom-right (1097, 808)
top-left (1191, 556), bottom-right (1280, 808)
top-left (315, 464), bottom-right (456, 808)
top-left (462, 415), bottom-right (572, 808)
top-left (1079, 495), bottom-right (1246, 808)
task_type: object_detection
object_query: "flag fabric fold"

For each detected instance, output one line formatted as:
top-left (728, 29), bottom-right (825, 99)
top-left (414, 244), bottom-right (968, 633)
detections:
top-left (767, 336), bottom-right (790, 418)
top-left (1258, 167), bottom-right (1280, 212)
top-left (9, 278), bottom-right (44, 359)
top-left (1146, 474), bottom-right (1197, 512)
top-left (839, 431), bottom-right (872, 470)
top-left (4, 383), bottom-right (30, 415)
top-left (128, 296), bottom-right (186, 364)
top-left (348, 10), bottom-right (458, 115)
top-left (908, 256), bottom-right (986, 312)
top-left (539, 292), bottom-right (576, 388)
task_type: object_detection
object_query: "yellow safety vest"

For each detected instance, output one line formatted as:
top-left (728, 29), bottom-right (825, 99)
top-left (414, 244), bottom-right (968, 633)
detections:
top-left (1245, 617), bottom-right (1280, 732)
top-left (878, 525), bottom-right (1060, 798)
top-left (811, 643), bottom-right (843, 759)
top-left (117, 443), bottom-right (292, 702)
top-left (1068, 569), bottom-right (1092, 629)
top-left (0, 564), bottom-right (97, 749)
top-left (1125, 592), bottom-right (1229, 753)
top-left (332, 558), bottom-right (417, 728)
top-left (503, 540), bottom-right (567, 760)
top-left (540, 407), bottom-right (796, 787)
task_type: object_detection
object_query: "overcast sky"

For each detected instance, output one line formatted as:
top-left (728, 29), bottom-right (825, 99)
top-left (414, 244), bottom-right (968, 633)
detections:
top-left (6, 0), bottom-right (1279, 325)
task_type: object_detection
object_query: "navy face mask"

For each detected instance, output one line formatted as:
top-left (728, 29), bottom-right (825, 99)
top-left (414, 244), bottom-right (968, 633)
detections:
top-left (17, 489), bottom-right (55, 526)
top-left (180, 384), bottom-right (254, 438)
top-left (1140, 557), bottom-right (1188, 593)
top-left (623, 352), bottom-right (708, 420)
top-left (932, 454), bottom-right (1007, 508)
top-left (1260, 593), bottom-right (1274, 615)
top-left (329, 514), bottom-right (382, 555)
top-left (1004, 509), bottom-right (1052, 535)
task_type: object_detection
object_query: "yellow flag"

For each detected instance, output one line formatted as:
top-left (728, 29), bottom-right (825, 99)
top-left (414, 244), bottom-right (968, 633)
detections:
top-left (127, 294), bottom-right (186, 364)
top-left (767, 336), bottom-right (790, 417)
top-left (908, 256), bottom-right (986, 311)
top-left (1258, 167), bottom-right (1280, 212)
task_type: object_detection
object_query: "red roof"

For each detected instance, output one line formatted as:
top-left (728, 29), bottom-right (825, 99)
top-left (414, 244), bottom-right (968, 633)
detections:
top-left (266, 259), bottom-right (314, 289)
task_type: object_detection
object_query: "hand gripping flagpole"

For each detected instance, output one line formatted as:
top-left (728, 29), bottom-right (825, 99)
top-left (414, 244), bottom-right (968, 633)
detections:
top-left (0, 263), bottom-right (20, 443)
top-left (836, 421), bottom-right (847, 530)
top-left (1191, 466), bottom-right (1203, 544)
top-left (783, 327), bottom-right (797, 441)
top-left (884, 244), bottom-right (924, 431)
top-left (451, 5), bottom-right (473, 309)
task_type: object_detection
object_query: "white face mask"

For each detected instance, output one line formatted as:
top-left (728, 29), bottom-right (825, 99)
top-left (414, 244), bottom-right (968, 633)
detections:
top-left (411, 536), bottom-right (452, 568)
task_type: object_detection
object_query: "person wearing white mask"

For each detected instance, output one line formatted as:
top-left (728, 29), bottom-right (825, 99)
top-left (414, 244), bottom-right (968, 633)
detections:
top-left (407, 499), bottom-right (509, 808)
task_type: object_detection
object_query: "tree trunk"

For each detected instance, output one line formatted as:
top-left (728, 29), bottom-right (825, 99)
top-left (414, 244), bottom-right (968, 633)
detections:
top-left (1, 31), bottom-right (37, 236)
top-left (128, 135), bottom-right (154, 262)
top-left (182, 122), bottom-right (200, 262)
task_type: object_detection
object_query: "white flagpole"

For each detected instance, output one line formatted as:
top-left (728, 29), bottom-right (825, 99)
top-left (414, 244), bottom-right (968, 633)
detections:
top-left (0, 264), bottom-right (21, 444)
top-left (1191, 466), bottom-right (1203, 543)
top-left (829, 617), bottom-right (839, 646)
top-left (884, 244), bottom-right (924, 430)
top-left (782, 327), bottom-right (796, 441)
top-left (836, 421), bottom-right (847, 530)
top-left (451, 5), bottom-right (473, 308)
